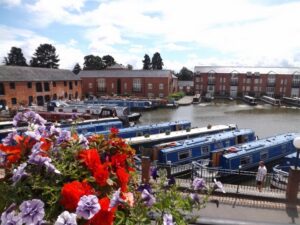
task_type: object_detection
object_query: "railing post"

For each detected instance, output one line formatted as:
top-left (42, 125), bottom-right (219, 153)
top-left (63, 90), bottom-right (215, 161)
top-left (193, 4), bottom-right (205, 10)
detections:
top-left (236, 165), bottom-right (242, 193)
top-left (286, 166), bottom-right (300, 203)
top-left (166, 161), bottom-right (172, 179)
top-left (141, 156), bottom-right (151, 184)
top-left (191, 162), bottom-right (194, 181)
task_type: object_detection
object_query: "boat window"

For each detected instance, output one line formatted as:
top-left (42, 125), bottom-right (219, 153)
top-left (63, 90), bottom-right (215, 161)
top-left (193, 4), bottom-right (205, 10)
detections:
top-left (201, 146), bottom-right (210, 155)
top-left (240, 155), bottom-right (252, 166)
top-left (178, 150), bottom-right (191, 160)
top-left (260, 151), bottom-right (268, 161)
top-left (159, 129), bottom-right (165, 133)
top-left (214, 142), bottom-right (223, 149)
top-left (136, 132), bottom-right (143, 137)
top-left (225, 140), bottom-right (231, 147)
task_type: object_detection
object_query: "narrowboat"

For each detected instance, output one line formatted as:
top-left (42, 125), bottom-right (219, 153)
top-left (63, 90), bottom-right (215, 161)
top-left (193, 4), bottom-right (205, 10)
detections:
top-left (210, 133), bottom-right (298, 171)
top-left (126, 124), bottom-right (238, 152)
top-left (85, 120), bottom-right (191, 139)
top-left (202, 93), bottom-right (214, 102)
top-left (192, 94), bottom-right (201, 104)
top-left (84, 99), bottom-right (153, 111)
top-left (243, 95), bottom-right (257, 106)
top-left (281, 97), bottom-right (300, 107)
top-left (260, 95), bottom-right (281, 106)
top-left (36, 111), bottom-right (93, 122)
top-left (154, 129), bottom-right (255, 165)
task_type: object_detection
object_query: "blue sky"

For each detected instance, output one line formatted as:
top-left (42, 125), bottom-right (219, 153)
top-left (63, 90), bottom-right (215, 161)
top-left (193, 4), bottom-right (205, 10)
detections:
top-left (1, 0), bottom-right (300, 71)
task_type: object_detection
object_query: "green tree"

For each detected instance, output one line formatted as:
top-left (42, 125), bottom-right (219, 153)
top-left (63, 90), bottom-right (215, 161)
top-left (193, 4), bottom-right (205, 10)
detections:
top-left (4, 47), bottom-right (27, 66)
top-left (126, 64), bottom-right (133, 70)
top-left (151, 52), bottom-right (163, 70)
top-left (177, 67), bottom-right (194, 81)
top-left (30, 44), bottom-right (60, 68)
top-left (72, 63), bottom-right (81, 75)
top-left (142, 54), bottom-right (151, 70)
top-left (83, 55), bottom-right (105, 70)
top-left (102, 55), bottom-right (116, 67)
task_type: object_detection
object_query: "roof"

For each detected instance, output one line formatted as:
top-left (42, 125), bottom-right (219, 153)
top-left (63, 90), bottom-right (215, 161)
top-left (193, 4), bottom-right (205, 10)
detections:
top-left (0, 66), bottom-right (81, 81)
top-left (106, 64), bottom-right (126, 70)
top-left (178, 81), bottom-right (194, 87)
top-left (194, 66), bottom-right (300, 75)
top-left (79, 69), bottom-right (174, 78)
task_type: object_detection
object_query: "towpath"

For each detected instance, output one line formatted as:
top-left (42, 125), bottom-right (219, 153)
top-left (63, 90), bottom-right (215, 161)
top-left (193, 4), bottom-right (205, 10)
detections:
top-left (176, 96), bottom-right (193, 106)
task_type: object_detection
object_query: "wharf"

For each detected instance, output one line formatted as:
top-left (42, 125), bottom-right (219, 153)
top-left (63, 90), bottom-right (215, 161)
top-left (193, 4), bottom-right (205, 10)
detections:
top-left (176, 96), bottom-right (193, 106)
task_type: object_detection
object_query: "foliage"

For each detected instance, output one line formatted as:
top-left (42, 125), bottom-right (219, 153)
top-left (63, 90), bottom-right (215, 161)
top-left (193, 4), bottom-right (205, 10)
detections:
top-left (30, 43), bottom-right (60, 68)
top-left (126, 64), bottom-right (133, 70)
top-left (151, 52), bottom-right (164, 70)
top-left (4, 47), bottom-right (27, 66)
top-left (72, 63), bottom-right (82, 75)
top-left (83, 55), bottom-right (106, 70)
top-left (102, 55), bottom-right (116, 68)
top-left (142, 54), bottom-right (151, 70)
top-left (176, 67), bottom-right (194, 81)
top-left (168, 91), bottom-right (186, 100)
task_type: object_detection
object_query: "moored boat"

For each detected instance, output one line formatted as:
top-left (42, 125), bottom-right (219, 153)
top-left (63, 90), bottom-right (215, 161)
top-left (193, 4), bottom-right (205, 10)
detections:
top-left (192, 94), bottom-right (201, 104)
top-left (260, 95), bottom-right (281, 106)
top-left (243, 95), bottom-right (257, 106)
top-left (281, 97), bottom-right (300, 107)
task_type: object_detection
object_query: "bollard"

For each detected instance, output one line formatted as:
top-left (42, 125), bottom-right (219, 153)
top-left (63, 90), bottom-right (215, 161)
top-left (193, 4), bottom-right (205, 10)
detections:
top-left (286, 166), bottom-right (300, 203)
top-left (141, 156), bottom-right (151, 184)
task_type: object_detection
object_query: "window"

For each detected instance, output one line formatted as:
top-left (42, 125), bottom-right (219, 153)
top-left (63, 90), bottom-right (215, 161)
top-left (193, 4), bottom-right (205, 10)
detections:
top-left (159, 93), bottom-right (164, 98)
top-left (201, 146), bottom-right (210, 155)
top-left (133, 79), bottom-right (141, 92)
top-left (69, 81), bottom-right (73, 90)
top-left (148, 83), bottom-right (153, 90)
top-left (260, 151), bottom-right (268, 161)
top-left (75, 92), bottom-right (78, 99)
top-left (27, 82), bottom-right (32, 88)
top-left (44, 82), bottom-right (50, 92)
top-left (124, 82), bottom-right (127, 90)
top-left (64, 92), bottom-right (68, 98)
top-left (240, 155), bottom-right (252, 166)
top-left (178, 150), bottom-right (191, 160)
top-left (159, 83), bottom-right (164, 90)
top-left (75, 81), bottom-right (78, 86)
top-left (44, 95), bottom-right (50, 102)
top-left (97, 79), bottom-right (106, 92)
top-left (0, 83), bottom-right (5, 95)
top-left (64, 81), bottom-right (67, 87)
top-left (28, 96), bottom-right (33, 106)
top-left (9, 82), bottom-right (15, 89)
top-left (88, 83), bottom-right (93, 89)
top-left (11, 98), bottom-right (17, 105)
top-left (214, 142), bottom-right (223, 149)
top-left (111, 83), bottom-right (114, 89)
top-left (147, 93), bottom-right (154, 98)
top-left (53, 81), bottom-right (56, 87)
top-left (195, 77), bottom-right (200, 82)
top-left (36, 82), bottom-right (43, 92)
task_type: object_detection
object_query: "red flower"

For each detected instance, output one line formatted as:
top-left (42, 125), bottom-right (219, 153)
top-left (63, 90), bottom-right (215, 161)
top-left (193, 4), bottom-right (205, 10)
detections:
top-left (0, 144), bottom-right (21, 167)
top-left (93, 164), bottom-right (109, 187)
top-left (110, 127), bottom-right (119, 135)
top-left (111, 153), bottom-right (127, 168)
top-left (40, 138), bottom-right (52, 152)
top-left (60, 180), bottom-right (95, 211)
top-left (116, 167), bottom-right (129, 192)
top-left (87, 197), bottom-right (115, 225)
top-left (78, 149), bottom-right (101, 172)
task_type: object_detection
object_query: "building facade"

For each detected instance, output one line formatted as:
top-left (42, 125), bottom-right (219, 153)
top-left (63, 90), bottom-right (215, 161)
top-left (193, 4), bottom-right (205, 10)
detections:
top-left (79, 70), bottom-right (178, 98)
top-left (0, 66), bottom-right (82, 109)
top-left (194, 66), bottom-right (300, 98)
top-left (178, 81), bottom-right (194, 95)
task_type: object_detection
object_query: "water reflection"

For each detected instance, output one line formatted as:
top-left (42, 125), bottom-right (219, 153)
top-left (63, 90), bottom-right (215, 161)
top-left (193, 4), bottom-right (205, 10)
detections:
top-left (139, 100), bottom-right (300, 138)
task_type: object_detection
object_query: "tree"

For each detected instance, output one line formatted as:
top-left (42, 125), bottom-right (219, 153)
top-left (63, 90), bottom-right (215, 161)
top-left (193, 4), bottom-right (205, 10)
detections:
top-left (102, 55), bottom-right (116, 68)
top-left (30, 44), bottom-right (59, 68)
top-left (142, 54), bottom-right (151, 70)
top-left (126, 64), bottom-right (133, 70)
top-left (151, 52), bottom-right (163, 70)
top-left (177, 67), bottom-right (194, 81)
top-left (83, 55), bottom-right (105, 70)
top-left (72, 63), bottom-right (81, 75)
top-left (4, 47), bottom-right (27, 66)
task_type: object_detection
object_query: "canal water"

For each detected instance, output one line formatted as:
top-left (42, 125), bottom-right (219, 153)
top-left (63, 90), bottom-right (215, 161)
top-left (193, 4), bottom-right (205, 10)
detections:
top-left (138, 99), bottom-right (300, 138)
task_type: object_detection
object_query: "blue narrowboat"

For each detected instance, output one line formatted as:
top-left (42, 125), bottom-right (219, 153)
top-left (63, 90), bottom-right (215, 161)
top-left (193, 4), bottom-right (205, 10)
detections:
top-left (211, 133), bottom-right (298, 171)
top-left (156, 129), bottom-right (255, 165)
top-left (85, 120), bottom-right (191, 139)
top-left (85, 99), bottom-right (153, 111)
top-left (126, 124), bottom-right (238, 152)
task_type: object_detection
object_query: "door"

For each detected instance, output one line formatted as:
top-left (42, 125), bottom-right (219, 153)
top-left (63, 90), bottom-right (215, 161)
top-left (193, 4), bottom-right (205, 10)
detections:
top-left (117, 79), bottom-right (121, 95)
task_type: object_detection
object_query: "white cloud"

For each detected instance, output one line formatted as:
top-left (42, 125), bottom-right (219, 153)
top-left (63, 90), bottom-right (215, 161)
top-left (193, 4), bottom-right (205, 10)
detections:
top-left (0, 0), bottom-right (21, 7)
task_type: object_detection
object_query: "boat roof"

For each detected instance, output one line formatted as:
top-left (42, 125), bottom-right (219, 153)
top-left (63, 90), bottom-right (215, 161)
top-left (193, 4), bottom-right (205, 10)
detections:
top-left (222, 133), bottom-right (298, 159)
top-left (126, 124), bottom-right (237, 145)
top-left (284, 152), bottom-right (298, 159)
top-left (160, 129), bottom-right (253, 153)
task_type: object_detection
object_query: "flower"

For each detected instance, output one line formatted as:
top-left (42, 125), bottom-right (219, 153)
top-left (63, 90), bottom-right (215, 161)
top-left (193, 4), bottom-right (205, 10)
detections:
top-left (78, 149), bottom-right (101, 172)
top-left (123, 192), bottom-right (134, 207)
top-left (0, 144), bottom-right (21, 166)
top-left (189, 193), bottom-right (201, 204)
top-left (28, 150), bottom-right (60, 174)
top-left (192, 178), bottom-right (206, 190)
top-left (60, 181), bottom-right (95, 211)
top-left (76, 195), bottom-right (100, 220)
top-left (12, 162), bottom-right (28, 185)
top-left (137, 183), bottom-right (152, 193)
top-left (87, 197), bottom-right (115, 225)
top-left (116, 167), bottom-right (129, 192)
top-left (163, 213), bottom-right (174, 225)
top-left (19, 199), bottom-right (45, 225)
top-left (110, 127), bottom-right (119, 135)
top-left (54, 211), bottom-right (77, 225)
top-left (109, 189), bottom-right (124, 211)
top-left (213, 179), bottom-right (226, 193)
top-left (0, 150), bottom-right (7, 166)
top-left (93, 164), bottom-right (109, 187)
top-left (150, 166), bottom-right (159, 180)
top-left (2, 130), bottom-right (18, 146)
top-left (111, 153), bottom-right (127, 168)
top-left (23, 111), bottom-right (47, 126)
top-left (13, 112), bottom-right (23, 127)
top-left (79, 134), bottom-right (89, 148)
top-left (141, 189), bottom-right (156, 207)
top-left (1, 204), bottom-right (22, 225)
top-left (168, 176), bottom-right (176, 186)
top-left (56, 130), bottom-right (71, 145)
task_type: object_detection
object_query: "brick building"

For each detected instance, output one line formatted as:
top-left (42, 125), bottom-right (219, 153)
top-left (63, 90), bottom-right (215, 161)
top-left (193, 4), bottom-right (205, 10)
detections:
top-left (79, 70), bottom-right (178, 98)
top-left (0, 66), bottom-right (82, 109)
top-left (194, 66), bottom-right (300, 98)
top-left (178, 81), bottom-right (194, 95)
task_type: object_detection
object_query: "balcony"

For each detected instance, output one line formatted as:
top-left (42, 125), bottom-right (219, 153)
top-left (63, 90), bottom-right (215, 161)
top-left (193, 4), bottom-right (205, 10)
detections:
top-left (230, 81), bottom-right (238, 86)
top-left (207, 80), bottom-right (215, 85)
top-left (292, 81), bottom-right (300, 88)
top-left (132, 88), bottom-right (142, 93)
top-left (97, 88), bottom-right (107, 93)
top-left (267, 82), bottom-right (275, 87)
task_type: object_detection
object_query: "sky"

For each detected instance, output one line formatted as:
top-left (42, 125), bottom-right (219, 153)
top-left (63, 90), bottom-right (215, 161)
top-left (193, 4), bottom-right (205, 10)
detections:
top-left (1, 0), bottom-right (300, 72)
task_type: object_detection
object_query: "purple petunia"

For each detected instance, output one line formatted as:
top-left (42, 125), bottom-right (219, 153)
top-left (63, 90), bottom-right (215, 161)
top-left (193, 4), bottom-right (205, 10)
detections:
top-left (189, 193), bottom-right (201, 204)
top-left (76, 195), bottom-right (100, 220)
top-left (213, 179), bottom-right (226, 193)
top-left (141, 189), bottom-right (156, 207)
top-left (19, 199), bottom-right (45, 225)
top-left (12, 112), bottom-right (23, 127)
top-left (23, 111), bottom-right (47, 126)
top-left (2, 130), bottom-right (18, 146)
top-left (56, 130), bottom-right (71, 145)
top-left (150, 166), bottom-right (159, 180)
top-left (54, 211), bottom-right (77, 225)
top-left (109, 189), bottom-right (124, 211)
top-left (168, 176), bottom-right (176, 186)
top-left (12, 163), bottom-right (28, 185)
top-left (1, 204), bottom-right (22, 225)
top-left (0, 150), bottom-right (7, 166)
top-left (163, 213), bottom-right (174, 225)
top-left (78, 134), bottom-right (89, 148)
top-left (192, 178), bottom-right (206, 190)
top-left (137, 183), bottom-right (152, 193)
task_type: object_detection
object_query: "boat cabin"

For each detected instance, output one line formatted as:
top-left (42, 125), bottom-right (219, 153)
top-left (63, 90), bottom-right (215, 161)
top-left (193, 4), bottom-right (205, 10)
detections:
top-left (243, 95), bottom-right (257, 106)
